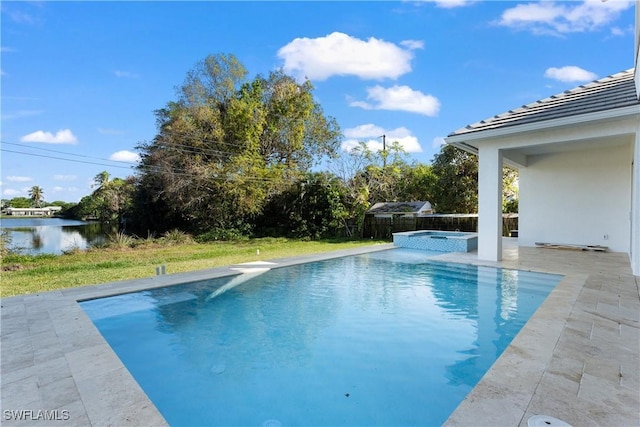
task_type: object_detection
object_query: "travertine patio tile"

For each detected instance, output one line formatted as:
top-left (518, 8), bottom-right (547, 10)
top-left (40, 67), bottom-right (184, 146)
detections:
top-left (597, 301), bottom-right (639, 323)
top-left (444, 378), bottom-right (531, 427)
top-left (546, 355), bottom-right (584, 384)
top-left (27, 317), bottom-right (56, 335)
top-left (522, 399), bottom-right (600, 427)
top-left (577, 372), bottom-right (639, 422)
top-left (619, 358), bottom-right (640, 391)
top-left (75, 367), bottom-right (168, 427)
top-left (0, 302), bottom-right (26, 318)
top-left (0, 376), bottom-right (41, 409)
top-left (55, 399), bottom-right (90, 427)
top-left (0, 342), bottom-right (34, 372)
top-left (65, 344), bottom-right (122, 381)
top-left (1, 363), bottom-right (37, 387)
top-left (2, 242), bottom-right (638, 427)
top-left (34, 356), bottom-right (72, 387)
top-left (0, 318), bottom-right (29, 336)
top-left (38, 376), bottom-right (81, 410)
top-left (582, 358), bottom-right (620, 383)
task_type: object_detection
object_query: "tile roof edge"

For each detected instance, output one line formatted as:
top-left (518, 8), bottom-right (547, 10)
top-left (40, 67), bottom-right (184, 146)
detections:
top-left (447, 68), bottom-right (636, 138)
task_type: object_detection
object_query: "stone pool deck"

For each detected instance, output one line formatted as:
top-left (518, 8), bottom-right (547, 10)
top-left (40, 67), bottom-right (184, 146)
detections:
top-left (1, 239), bottom-right (638, 426)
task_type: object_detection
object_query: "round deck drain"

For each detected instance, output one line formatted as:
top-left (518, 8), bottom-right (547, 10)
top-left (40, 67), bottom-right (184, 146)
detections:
top-left (528, 415), bottom-right (572, 427)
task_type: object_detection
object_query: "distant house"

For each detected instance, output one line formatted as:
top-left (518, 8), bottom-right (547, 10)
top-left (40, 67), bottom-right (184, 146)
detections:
top-left (366, 201), bottom-right (434, 218)
top-left (4, 206), bottom-right (62, 216)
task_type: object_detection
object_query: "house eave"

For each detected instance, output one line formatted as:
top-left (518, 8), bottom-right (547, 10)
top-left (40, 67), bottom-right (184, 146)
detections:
top-left (445, 104), bottom-right (640, 146)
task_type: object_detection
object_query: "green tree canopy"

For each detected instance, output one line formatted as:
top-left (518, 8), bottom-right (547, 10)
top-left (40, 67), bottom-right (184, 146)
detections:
top-left (6, 197), bottom-right (32, 208)
top-left (430, 145), bottom-right (479, 213)
top-left (134, 53), bottom-right (341, 233)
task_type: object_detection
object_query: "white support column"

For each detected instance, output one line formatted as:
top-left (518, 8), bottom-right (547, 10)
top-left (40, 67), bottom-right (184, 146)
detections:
top-left (631, 124), bottom-right (640, 276)
top-left (478, 146), bottom-right (503, 262)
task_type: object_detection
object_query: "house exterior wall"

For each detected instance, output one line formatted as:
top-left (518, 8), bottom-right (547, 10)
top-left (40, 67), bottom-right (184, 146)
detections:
top-left (519, 143), bottom-right (632, 253)
top-left (632, 122), bottom-right (640, 275)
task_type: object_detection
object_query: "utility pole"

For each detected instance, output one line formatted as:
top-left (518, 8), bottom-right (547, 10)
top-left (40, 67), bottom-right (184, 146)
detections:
top-left (381, 134), bottom-right (386, 168)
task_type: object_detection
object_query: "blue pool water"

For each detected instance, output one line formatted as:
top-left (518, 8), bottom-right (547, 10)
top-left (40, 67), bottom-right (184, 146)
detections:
top-left (80, 249), bottom-right (563, 426)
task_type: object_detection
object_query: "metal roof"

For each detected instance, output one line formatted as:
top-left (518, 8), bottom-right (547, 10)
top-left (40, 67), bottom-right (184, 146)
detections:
top-left (448, 68), bottom-right (639, 137)
top-left (367, 201), bottom-right (431, 214)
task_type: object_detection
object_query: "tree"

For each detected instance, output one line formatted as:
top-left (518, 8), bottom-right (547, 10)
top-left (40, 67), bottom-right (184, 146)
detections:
top-left (134, 53), bottom-right (341, 234)
top-left (28, 186), bottom-right (44, 208)
top-left (92, 171), bottom-right (110, 189)
top-left (74, 176), bottom-right (135, 224)
top-left (6, 197), bottom-right (31, 208)
top-left (430, 145), bottom-right (520, 214)
top-left (503, 167), bottom-right (519, 213)
top-left (257, 172), bottom-right (349, 239)
top-left (431, 145), bottom-right (478, 213)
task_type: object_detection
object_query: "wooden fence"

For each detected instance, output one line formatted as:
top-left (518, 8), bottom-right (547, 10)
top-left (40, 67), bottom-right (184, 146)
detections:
top-left (361, 214), bottom-right (518, 240)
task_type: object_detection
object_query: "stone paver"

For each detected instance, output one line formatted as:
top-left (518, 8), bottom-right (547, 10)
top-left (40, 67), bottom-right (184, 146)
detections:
top-left (441, 243), bottom-right (640, 427)
top-left (1, 241), bottom-right (638, 426)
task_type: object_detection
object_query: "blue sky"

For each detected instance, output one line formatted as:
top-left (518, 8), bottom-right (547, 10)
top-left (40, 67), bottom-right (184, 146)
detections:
top-left (1, 1), bottom-right (636, 203)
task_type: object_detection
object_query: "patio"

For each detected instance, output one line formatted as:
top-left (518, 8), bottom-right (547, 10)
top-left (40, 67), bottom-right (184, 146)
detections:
top-left (1, 241), bottom-right (638, 426)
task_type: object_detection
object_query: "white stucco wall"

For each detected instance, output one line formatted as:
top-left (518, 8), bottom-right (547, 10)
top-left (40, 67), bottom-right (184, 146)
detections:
top-left (519, 143), bottom-right (632, 253)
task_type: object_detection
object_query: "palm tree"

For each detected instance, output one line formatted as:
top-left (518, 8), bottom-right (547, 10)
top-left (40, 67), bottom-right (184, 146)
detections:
top-left (28, 186), bottom-right (44, 208)
top-left (92, 171), bottom-right (110, 190)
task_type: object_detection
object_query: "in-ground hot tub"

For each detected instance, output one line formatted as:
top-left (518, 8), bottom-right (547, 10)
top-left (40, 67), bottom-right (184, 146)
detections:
top-left (393, 230), bottom-right (478, 252)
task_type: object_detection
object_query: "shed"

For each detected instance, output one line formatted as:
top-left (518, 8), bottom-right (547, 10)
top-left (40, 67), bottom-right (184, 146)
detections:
top-left (366, 201), bottom-right (434, 218)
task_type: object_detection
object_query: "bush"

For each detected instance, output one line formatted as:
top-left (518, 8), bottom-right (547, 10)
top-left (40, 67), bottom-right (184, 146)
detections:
top-left (195, 228), bottom-right (250, 242)
top-left (162, 229), bottom-right (193, 245)
top-left (107, 231), bottom-right (138, 249)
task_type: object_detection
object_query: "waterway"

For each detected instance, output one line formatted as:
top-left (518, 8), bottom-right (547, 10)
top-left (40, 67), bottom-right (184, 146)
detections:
top-left (1, 217), bottom-right (115, 255)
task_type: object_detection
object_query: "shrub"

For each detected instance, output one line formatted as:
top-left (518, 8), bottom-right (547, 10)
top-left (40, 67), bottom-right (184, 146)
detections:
top-left (107, 231), bottom-right (138, 249)
top-left (162, 229), bottom-right (193, 245)
top-left (195, 228), bottom-right (250, 242)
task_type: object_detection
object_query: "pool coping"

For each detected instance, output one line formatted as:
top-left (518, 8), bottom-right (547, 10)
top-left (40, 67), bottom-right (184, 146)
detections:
top-left (1, 241), bottom-right (638, 426)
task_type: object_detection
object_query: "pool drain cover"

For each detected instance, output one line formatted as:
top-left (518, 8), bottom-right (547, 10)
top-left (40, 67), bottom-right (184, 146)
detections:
top-left (527, 415), bottom-right (572, 427)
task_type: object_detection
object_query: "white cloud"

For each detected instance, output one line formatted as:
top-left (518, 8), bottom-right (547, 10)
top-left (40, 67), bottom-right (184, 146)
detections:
top-left (350, 85), bottom-right (440, 116)
top-left (52, 186), bottom-right (65, 193)
top-left (20, 129), bottom-right (78, 144)
top-left (496, 1), bottom-right (633, 35)
top-left (7, 10), bottom-right (36, 25)
top-left (341, 124), bottom-right (423, 153)
top-left (109, 150), bottom-right (140, 163)
top-left (343, 124), bottom-right (387, 140)
top-left (3, 189), bottom-right (22, 196)
top-left (278, 32), bottom-right (422, 81)
top-left (53, 174), bottom-right (77, 182)
top-left (400, 40), bottom-right (425, 50)
top-left (427, 0), bottom-right (476, 8)
top-left (432, 137), bottom-right (446, 148)
top-left (1, 109), bottom-right (43, 120)
top-left (114, 70), bottom-right (139, 79)
top-left (544, 66), bottom-right (597, 82)
top-left (6, 176), bottom-right (32, 183)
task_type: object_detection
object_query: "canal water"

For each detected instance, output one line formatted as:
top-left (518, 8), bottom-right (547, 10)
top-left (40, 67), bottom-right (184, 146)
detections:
top-left (1, 218), bottom-right (115, 255)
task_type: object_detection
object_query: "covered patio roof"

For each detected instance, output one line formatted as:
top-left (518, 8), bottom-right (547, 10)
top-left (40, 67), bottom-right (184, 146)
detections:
top-left (446, 68), bottom-right (640, 168)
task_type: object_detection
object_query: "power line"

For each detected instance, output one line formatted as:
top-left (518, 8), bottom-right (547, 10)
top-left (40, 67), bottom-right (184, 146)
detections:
top-left (0, 146), bottom-right (295, 184)
top-left (1, 141), bottom-right (140, 167)
top-left (0, 148), bottom-right (137, 170)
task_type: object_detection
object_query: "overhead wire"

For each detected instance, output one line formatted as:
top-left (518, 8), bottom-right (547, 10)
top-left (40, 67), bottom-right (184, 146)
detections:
top-left (0, 140), bottom-right (302, 184)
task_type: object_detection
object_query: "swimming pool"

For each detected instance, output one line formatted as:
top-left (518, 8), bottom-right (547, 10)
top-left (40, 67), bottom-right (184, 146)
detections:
top-left (80, 248), bottom-right (562, 426)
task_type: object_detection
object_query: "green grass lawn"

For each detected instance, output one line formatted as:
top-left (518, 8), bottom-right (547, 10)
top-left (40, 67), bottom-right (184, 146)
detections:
top-left (0, 238), bottom-right (386, 297)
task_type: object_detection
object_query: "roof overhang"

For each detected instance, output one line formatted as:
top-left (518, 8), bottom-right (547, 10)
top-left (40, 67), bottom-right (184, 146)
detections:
top-left (445, 104), bottom-right (640, 168)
